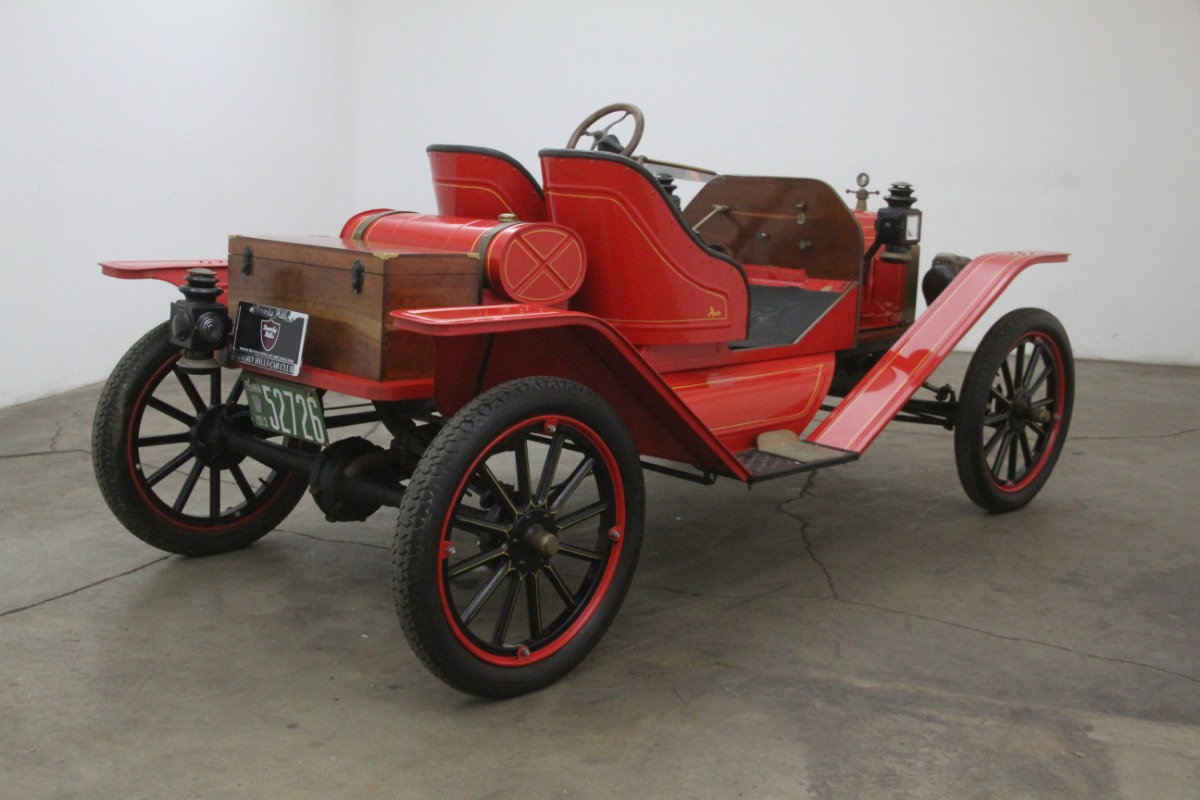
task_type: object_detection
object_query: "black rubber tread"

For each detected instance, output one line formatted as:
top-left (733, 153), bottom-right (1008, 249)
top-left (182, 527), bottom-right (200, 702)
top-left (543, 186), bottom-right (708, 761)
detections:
top-left (392, 376), bottom-right (645, 698)
top-left (955, 308), bottom-right (1074, 513)
top-left (91, 322), bottom-right (310, 556)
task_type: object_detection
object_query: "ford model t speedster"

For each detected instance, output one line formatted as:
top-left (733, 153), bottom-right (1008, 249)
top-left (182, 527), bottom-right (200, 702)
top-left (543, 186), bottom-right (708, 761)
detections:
top-left (92, 104), bottom-right (1073, 697)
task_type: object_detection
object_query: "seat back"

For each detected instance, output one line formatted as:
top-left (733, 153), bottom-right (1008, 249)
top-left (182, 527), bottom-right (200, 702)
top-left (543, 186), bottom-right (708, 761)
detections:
top-left (682, 175), bottom-right (864, 283)
top-left (427, 145), bottom-right (547, 221)
top-left (539, 149), bottom-right (748, 345)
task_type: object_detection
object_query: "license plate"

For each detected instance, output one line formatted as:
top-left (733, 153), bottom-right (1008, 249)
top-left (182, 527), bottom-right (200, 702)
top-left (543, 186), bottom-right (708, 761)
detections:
top-left (231, 301), bottom-right (309, 377)
top-left (243, 375), bottom-right (328, 447)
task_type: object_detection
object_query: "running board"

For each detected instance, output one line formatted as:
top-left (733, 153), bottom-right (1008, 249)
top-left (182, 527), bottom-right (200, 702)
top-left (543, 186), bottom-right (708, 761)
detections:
top-left (737, 432), bottom-right (858, 483)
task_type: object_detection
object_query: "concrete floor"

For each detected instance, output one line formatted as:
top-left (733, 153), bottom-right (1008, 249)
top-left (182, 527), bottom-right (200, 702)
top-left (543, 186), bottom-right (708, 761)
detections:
top-left (1, 354), bottom-right (1197, 799)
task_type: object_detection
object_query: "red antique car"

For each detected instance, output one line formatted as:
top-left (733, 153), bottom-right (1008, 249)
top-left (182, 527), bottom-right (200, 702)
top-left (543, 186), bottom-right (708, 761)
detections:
top-left (92, 104), bottom-right (1074, 697)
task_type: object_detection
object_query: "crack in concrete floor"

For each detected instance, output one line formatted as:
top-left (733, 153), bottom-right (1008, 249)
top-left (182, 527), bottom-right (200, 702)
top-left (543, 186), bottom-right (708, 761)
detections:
top-left (771, 477), bottom-right (1200, 687)
top-left (0, 556), bottom-right (169, 618)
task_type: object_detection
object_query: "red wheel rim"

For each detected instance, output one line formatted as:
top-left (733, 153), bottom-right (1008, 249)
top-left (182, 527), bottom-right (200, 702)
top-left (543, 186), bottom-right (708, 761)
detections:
top-left (435, 415), bottom-right (626, 667)
top-left (981, 332), bottom-right (1066, 493)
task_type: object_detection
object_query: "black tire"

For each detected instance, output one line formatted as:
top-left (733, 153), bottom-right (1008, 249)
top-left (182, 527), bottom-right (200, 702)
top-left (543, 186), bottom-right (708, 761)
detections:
top-left (393, 377), bottom-right (645, 698)
top-left (92, 322), bottom-right (311, 556)
top-left (955, 308), bottom-right (1074, 513)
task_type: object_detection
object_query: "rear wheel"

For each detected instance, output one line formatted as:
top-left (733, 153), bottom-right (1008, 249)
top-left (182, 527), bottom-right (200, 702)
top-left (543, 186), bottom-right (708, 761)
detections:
top-left (393, 377), bottom-right (644, 697)
top-left (92, 322), bottom-right (311, 555)
top-left (954, 308), bottom-right (1074, 513)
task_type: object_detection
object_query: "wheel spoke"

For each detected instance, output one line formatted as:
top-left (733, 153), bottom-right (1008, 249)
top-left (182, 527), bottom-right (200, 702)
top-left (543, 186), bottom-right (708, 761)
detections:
top-left (1028, 363), bottom-right (1052, 396)
top-left (555, 500), bottom-right (608, 532)
top-left (144, 447), bottom-right (196, 487)
top-left (452, 507), bottom-right (513, 537)
top-left (172, 459), bottom-right (206, 512)
top-left (1012, 343), bottom-right (1026, 394)
top-left (173, 368), bottom-right (207, 413)
top-left (556, 542), bottom-right (602, 563)
top-left (534, 431), bottom-right (566, 506)
top-left (543, 563), bottom-right (579, 611)
top-left (1018, 430), bottom-right (1035, 474)
top-left (146, 396), bottom-right (197, 427)
top-left (1006, 433), bottom-right (1019, 483)
top-left (990, 430), bottom-right (1012, 477)
top-left (226, 375), bottom-right (245, 404)
top-left (461, 563), bottom-right (511, 624)
top-left (982, 409), bottom-right (1009, 428)
top-left (982, 425), bottom-right (1004, 456)
top-left (210, 369), bottom-right (222, 406)
top-left (137, 431), bottom-right (192, 448)
top-left (525, 573), bottom-right (543, 639)
top-left (230, 464), bottom-right (257, 505)
top-left (209, 466), bottom-right (221, 517)
top-left (480, 464), bottom-right (520, 519)
top-left (999, 359), bottom-right (1015, 397)
top-left (448, 545), bottom-right (508, 578)
top-left (1026, 419), bottom-right (1049, 441)
top-left (548, 457), bottom-right (594, 513)
top-left (490, 573), bottom-right (522, 646)
top-left (514, 435), bottom-right (532, 509)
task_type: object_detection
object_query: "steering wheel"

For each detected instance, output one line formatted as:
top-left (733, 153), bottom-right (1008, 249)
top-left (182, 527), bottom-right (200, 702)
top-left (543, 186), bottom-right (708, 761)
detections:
top-left (566, 103), bottom-right (645, 156)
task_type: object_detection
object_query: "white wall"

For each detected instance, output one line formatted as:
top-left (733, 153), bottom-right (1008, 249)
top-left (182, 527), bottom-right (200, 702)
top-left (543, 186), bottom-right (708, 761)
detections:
top-left (0, 1), bottom-right (354, 407)
top-left (2, 0), bottom-right (1197, 408)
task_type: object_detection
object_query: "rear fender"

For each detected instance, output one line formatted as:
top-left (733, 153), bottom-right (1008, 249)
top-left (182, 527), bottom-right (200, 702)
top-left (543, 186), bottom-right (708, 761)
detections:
top-left (391, 305), bottom-right (748, 478)
top-left (809, 251), bottom-right (1069, 453)
top-left (100, 260), bottom-right (230, 295)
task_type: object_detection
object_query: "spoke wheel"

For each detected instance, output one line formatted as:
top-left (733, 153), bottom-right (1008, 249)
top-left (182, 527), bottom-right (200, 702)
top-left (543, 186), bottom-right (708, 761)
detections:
top-left (394, 377), bottom-right (644, 698)
top-left (92, 322), bottom-right (311, 555)
top-left (955, 308), bottom-right (1074, 513)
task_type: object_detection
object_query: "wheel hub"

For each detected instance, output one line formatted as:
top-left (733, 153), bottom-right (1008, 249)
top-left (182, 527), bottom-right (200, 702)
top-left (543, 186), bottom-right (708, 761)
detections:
top-left (509, 510), bottom-right (560, 571)
top-left (525, 528), bottom-right (560, 558)
top-left (191, 405), bottom-right (247, 470)
top-left (1010, 391), bottom-right (1029, 430)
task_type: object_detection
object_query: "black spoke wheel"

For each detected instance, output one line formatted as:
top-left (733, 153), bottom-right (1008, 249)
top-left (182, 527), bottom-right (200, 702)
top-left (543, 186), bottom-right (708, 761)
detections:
top-left (955, 308), bottom-right (1074, 513)
top-left (92, 322), bottom-right (311, 555)
top-left (394, 377), bottom-right (644, 698)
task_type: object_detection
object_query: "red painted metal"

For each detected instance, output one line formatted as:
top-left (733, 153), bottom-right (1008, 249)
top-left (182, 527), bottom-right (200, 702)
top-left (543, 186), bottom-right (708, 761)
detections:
top-left (540, 151), bottom-right (749, 346)
top-left (339, 210), bottom-right (493, 249)
top-left (482, 225), bottom-right (585, 305)
top-left (339, 211), bottom-right (587, 306)
top-left (853, 210), bottom-right (878, 249)
top-left (100, 260), bottom-right (229, 291)
top-left (237, 362), bottom-right (434, 402)
top-left (667, 354), bottom-right (834, 452)
top-left (392, 305), bottom-right (751, 479)
top-left (808, 251), bottom-right (1069, 454)
top-left (427, 146), bottom-right (547, 222)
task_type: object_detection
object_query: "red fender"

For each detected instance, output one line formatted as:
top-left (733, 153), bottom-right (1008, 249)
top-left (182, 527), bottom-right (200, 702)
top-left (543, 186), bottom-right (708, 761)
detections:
top-left (391, 305), bottom-right (751, 479)
top-left (808, 251), bottom-right (1069, 453)
top-left (100, 260), bottom-right (229, 291)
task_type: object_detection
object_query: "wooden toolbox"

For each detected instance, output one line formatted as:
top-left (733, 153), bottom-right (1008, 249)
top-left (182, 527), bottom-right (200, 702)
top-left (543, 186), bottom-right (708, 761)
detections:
top-left (227, 235), bottom-right (480, 382)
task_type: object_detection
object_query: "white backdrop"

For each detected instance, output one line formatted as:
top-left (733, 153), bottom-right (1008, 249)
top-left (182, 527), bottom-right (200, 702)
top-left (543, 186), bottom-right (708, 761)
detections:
top-left (2, 0), bottom-right (1197, 407)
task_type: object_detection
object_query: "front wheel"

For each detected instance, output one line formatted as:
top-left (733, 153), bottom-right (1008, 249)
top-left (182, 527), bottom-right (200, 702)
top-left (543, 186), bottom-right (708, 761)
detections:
top-left (954, 308), bottom-right (1074, 513)
top-left (393, 377), bottom-right (645, 698)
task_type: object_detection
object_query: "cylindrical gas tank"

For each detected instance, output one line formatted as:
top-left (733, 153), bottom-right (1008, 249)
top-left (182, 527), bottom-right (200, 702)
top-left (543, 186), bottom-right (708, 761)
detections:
top-left (340, 210), bottom-right (586, 306)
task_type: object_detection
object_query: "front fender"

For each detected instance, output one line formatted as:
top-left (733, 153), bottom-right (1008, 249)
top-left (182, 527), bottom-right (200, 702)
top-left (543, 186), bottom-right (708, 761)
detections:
top-left (809, 250), bottom-right (1069, 453)
top-left (391, 305), bottom-right (748, 478)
